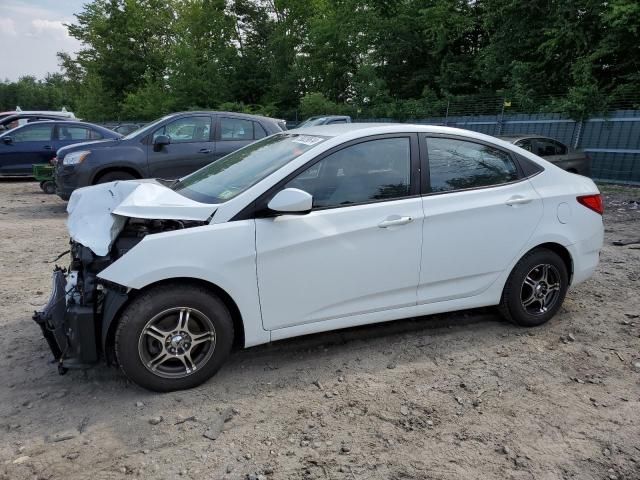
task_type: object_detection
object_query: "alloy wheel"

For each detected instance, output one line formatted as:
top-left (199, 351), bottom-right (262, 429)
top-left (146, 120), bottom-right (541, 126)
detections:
top-left (138, 307), bottom-right (216, 379)
top-left (520, 263), bottom-right (562, 315)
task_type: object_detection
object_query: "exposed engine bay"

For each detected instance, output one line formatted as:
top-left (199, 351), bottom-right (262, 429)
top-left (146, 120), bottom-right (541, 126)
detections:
top-left (33, 217), bottom-right (207, 371)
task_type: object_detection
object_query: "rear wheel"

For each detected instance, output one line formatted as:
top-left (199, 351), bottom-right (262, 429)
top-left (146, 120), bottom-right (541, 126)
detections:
top-left (499, 248), bottom-right (569, 327)
top-left (115, 284), bottom-right (234, 392)
top-left (95, 171), bottom-right (136, 184)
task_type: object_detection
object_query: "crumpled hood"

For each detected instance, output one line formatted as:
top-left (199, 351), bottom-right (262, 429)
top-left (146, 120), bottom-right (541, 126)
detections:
top-left (67, 179), bottom-right (217, 256)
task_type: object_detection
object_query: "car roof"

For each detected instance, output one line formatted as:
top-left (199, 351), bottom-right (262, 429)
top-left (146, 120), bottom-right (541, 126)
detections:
top-left (168, 111), bottom-right (280, 123)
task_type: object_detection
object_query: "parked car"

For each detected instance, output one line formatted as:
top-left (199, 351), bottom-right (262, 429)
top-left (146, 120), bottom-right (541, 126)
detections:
top-left (0, 120), bottom-right (120, 177)
top-left (498, 135), bottom-right (591, 176)
top-left (0, 113), bottom-right (77, 132)
top-left (297, 115), bottom-right (352, 128)
top-left (54, 111), bottom-right (286, 200)
top-left (34, 124), bottom-right (604, 391)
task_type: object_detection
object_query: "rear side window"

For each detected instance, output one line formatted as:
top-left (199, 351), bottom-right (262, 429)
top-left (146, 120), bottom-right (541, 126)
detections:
top-left (220, 118), bottom-right (253, 140)
top-left (426, 137), bottom-right (519, 193)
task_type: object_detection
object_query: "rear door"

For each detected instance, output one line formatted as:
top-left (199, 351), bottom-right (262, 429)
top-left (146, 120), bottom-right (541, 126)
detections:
top-left (0, 123), bottom-right (55, 175)
top-left (418, 135), bottom-right (543, 304)
top-left (146, 115), bottom-right (215, 179)
top-left (213, 116), bottom-right (265, 161)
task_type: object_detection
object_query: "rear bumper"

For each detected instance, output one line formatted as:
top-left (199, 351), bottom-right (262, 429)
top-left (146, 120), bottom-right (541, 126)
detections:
top-left (568, 226), bottom-right (604, 286)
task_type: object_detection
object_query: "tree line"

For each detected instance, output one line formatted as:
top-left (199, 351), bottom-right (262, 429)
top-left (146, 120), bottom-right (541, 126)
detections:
top-left (1, 0), bottom-right (638, 122)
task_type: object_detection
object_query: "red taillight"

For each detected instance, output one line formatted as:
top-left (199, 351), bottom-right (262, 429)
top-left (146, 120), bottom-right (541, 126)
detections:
top-left (577, 194), bottom-right (604, 215)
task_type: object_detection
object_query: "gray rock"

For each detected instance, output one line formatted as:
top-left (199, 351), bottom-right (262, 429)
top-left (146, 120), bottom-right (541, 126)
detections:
top-left (387, 362), bottom-right (397, 369)
top-left (203, 427), bottom-right (222, 441)
top-left (149, 416), bottom-right (163, 425)
top-left (400, 406), bottom-right (409, 416)
top-left (341, 445), bottom-right (351, 453)
top-left (502, 445), bottom-right (511, 456)
top-left (48, 431), bottom-right (77, 443)
top-left (135, 401), bottom-right (144, 407)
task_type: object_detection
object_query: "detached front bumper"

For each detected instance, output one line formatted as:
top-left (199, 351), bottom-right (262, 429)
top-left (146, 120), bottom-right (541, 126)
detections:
top-left (33, 267), bottom-right (99, 371)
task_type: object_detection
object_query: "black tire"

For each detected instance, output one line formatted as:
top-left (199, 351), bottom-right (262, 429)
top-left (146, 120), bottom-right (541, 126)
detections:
top-left (115, 284), bottom-right (234, 392)
top-left (39, 181), bottom-right (46, 191)
top-left (95, 171), bottom-right (136, 184)
top-left (499, 248), bottom-right (569, 327)
top-left (42, 181), bottom-right (56, 194)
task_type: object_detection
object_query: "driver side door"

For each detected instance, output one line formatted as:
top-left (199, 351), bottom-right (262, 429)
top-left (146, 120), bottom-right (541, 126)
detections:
top-left (255, 134), bottom-right (423, 331)
top-left (0, 123), bottom-right (55, 175)
top-left (146, 115), bottom-right (215, 179)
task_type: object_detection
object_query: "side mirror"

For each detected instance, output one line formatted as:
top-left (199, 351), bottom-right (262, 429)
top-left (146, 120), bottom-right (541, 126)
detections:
top-left (153, 134), bottom-right (171, 151)
top-left (268, 188), bottom-right (313, 214)
top-left (2, 136), bottom-right (12, 145)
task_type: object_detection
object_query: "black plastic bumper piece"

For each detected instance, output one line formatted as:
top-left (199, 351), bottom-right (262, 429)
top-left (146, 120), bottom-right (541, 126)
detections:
top-left (32, 267), bottom-right (68, 361)
top-left (33, 268), bottom-right (100, 370)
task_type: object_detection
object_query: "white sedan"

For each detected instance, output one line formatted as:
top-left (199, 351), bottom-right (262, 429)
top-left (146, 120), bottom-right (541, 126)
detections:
top-left (35, 124), bottom-right (604, 391)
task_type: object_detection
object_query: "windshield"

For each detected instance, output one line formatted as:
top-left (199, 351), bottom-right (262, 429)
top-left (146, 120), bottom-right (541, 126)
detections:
top-left (172, 133), bottom-right (328, 204)
top-left (297, 117), bottom-right (327, 128)
top-left (122, 115), bottom-right (170, 140)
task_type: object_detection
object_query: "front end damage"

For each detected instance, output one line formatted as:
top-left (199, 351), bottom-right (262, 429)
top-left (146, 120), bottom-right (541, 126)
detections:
top-left (33, 180), bottom-right (216, 372)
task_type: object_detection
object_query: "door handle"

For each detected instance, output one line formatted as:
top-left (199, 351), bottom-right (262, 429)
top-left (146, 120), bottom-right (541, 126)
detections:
top-left (198, 148), bottom-right (212, 154)
top-left (43, 145), bottom-right (52, 150)
top-left (505, 196), bottom-right (532, 206)
top-left (378, 216), bottom-right (413, 228)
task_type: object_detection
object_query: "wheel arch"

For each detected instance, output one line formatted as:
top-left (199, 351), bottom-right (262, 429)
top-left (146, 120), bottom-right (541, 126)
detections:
top-left (523, 242), bottom-right (574, 284)
top-left (91, 165), bottom-right (142, 184)
top-left (103, 277), bottom-right (246, 362)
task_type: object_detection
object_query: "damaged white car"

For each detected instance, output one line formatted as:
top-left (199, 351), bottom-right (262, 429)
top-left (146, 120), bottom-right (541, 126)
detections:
top-left (34, 125), bottom-right (604, 391)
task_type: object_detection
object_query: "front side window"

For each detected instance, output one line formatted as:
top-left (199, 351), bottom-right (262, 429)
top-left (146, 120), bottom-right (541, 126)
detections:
top-left (515, 139), bottom-right (533, 152)
top-left (172, 133), bottom-right (328, 204)
top-left (153, 116), bottom-right (211, 144)
top-left (11, 124), bottom-right (53, 142)
top-left (220, 118), bottom-right (253, 140)
top-left (285, 137), bottom-right (411, 209)
top-left (427, 137), bottom-right (519, 193)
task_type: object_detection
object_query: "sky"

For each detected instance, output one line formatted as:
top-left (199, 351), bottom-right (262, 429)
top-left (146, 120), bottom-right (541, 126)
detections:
top-left (0, 0), bottom-right (86, 81)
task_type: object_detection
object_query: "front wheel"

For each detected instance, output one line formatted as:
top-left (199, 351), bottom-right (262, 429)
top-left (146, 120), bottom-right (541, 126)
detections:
top-left (499, 248), bottom-right (569, 327)
top-left (115, 284), bottom-right (234, 392)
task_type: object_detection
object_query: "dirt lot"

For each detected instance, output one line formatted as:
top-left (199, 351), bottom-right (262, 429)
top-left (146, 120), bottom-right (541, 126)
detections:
top-left (0, 180), bottom-right (639, 480)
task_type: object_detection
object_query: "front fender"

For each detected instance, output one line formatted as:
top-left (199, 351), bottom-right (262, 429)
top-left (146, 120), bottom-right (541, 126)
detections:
top-left (98, 220), bottom-right (269, 347)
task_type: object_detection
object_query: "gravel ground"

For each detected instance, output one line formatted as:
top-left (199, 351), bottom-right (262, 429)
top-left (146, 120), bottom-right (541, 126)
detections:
top-left (0, 179), bottom-right (639, 480)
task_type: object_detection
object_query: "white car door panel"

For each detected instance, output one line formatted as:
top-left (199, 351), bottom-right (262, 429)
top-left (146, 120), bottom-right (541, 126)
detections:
top-left (419, 182), bottom-right (543, 304)
top-left (256, 198), bottom-right (423, 330)
top-left (418, 136), bottom-right (544, 304)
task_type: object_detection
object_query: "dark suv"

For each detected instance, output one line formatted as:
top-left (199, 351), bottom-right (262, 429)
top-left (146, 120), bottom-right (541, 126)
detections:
top-left (55, 111), bottom-right (286, 200)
